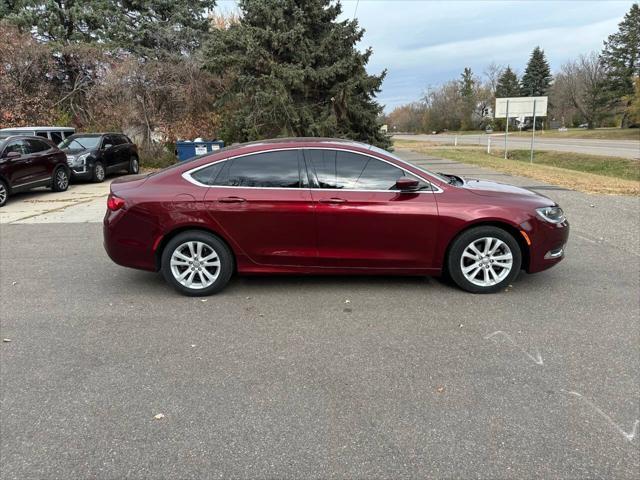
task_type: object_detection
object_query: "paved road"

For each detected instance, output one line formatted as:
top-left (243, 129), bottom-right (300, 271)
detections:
top-left (1, 154), bottom-right (639, 479)
top-left (394, 133), bottom-right (640, 159)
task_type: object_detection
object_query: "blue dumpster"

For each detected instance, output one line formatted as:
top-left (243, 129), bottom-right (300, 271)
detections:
top-left (176, 140), bottom-right (225, 161)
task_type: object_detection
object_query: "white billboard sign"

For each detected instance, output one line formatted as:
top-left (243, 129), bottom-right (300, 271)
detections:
top-left (495, 96), bottom-right (548, 118)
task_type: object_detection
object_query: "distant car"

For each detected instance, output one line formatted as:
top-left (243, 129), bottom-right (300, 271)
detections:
top-left (485, 127), bottom-right (494, 133)
top-left (0, 135), bottom-right (70, 207)
top-left (59, 133), bottom-right (139, 182)
top-left (0, 126), bottom-right (75, 144)
top-left (578, 123), bottom-right (589, 129)
top-left (103, 138), bottom-right (569, 296)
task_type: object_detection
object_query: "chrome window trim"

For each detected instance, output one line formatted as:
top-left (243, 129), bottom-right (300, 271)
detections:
top-left (181, 146), bottom-right (444, 193)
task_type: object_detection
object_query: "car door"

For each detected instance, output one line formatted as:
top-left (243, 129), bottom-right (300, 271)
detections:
top-left (201, 149), bottom-right (318, 266)
top-left (100, 135), bottom-right (118, 170)
top-left (24, 139), bottom-right (55, 182)
top-left (0, 140), bottom-right (32, 187)
top-left (305, 148), bottom-right (440, 269)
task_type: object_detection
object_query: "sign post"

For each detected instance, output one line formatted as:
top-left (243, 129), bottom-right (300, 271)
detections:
top-left (530, 98), bottom-right (537, 163)
top-left (495, 96), bottom-right (547, 162)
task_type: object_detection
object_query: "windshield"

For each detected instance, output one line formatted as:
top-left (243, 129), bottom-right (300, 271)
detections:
top-left (59, 136), bottom-right (101, 150)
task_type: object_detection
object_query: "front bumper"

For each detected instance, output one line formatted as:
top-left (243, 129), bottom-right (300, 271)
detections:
top-left (524, 218), bottom-right (570, 273)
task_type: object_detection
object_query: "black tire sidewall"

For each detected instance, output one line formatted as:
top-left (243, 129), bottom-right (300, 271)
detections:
top-left (161, 231), bottom-right (234, 296)
top-left (52, 167), bottom-right (70, 192)
top-left (0, 179), bottom-right (8, 207)
top-left (93, 162), bottom-right (105, 182)
top-left (448, 226), bottom-right (522, 293)
top-left (129, 156), bottom-right (139, 174)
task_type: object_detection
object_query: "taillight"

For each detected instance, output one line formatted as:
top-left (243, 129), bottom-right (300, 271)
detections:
top-left (107, 194), bottom-right (125, 211)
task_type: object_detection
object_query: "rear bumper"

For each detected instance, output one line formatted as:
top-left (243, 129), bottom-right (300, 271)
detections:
top-left (103, 208), bottom-right (158, 272)
top-left (525, 219), bottom-right (570, 273)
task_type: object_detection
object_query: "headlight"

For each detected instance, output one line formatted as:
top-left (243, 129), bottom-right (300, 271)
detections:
top-left (76, 153), bottom-right (89, 164)
top-left (536, 206), bottom-right (566, 224)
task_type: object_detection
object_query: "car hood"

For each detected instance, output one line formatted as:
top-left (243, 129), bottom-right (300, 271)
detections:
top-left (461, 177), bottom-right (552, 201)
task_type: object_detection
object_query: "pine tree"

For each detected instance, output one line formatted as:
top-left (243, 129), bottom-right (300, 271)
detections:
top-left (520, 47), bottom-right (552, 97)
top-left (4, 0), bottom-right (214, 58)
top-left (203, 0), bottom-right (391, 149)
top-left (601, 3), bottom-right (640, 127)
top-left (459, 67), bottom-right (476, 130)
top-left (495, 66), bottom-right (520, 98)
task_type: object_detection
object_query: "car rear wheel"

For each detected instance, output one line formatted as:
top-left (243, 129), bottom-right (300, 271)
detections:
top-left (128, 156), bottom-right (139, 174)
top-left (93, 161), bottom-right (105, 182)
top-left (161, 231), bottom-right (234, 296)
top-left (447, 226), bottom-right (521, 294)
top-left (52, 167), bottom-right (70, 192)
top-left (0, 179), bottom-right (8, 207)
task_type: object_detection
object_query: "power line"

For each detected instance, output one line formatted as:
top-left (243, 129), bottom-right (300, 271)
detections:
top-left (353, 0), bottom-right (360, 19)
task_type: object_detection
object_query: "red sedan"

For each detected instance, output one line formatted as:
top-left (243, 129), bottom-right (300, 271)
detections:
top-left (103, 138), bottom-right (569, 295)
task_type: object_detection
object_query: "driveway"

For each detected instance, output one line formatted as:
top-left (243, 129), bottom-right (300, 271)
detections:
top-left (1, 152), bottom-right (638, 479)
top-left (394, 133), bottom-right (640, 159)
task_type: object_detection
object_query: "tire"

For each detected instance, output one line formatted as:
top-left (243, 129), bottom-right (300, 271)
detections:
top-left (92, 161), bottom-right (106, 182)
top-left (128, 156), bottom-right (140, 174)
top-left (51, 166), bottom-right (70, 192)
top-left (0, 179), bottom-right (8, 207)
top-left (447, 226), bottom-right (522, 294)
top-left (161, 231), bottom-right (234, 296)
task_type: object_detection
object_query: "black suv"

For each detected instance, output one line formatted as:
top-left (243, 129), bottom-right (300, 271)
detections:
top-left (59, 133), bottom-right (139, 182)
top-left (0, 136), bottom-right (70, 207)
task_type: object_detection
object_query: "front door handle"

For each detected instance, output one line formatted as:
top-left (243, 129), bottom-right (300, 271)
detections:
top-left (218, 196), bottom-right (246, 203)
top-left (319, 197), bottom-right (347, 204)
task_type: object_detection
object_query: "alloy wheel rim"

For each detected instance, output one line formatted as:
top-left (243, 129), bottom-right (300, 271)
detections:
top-left (132, 158), bottom-right (139, 173)
top-left (460, 237), bottom-right (513, 287)
top-left (170, 241), bottom-right (221, 289)
top-left (0, 184), bottom-right (6, 204)
top-left (56, 170), bottom-right (68, 189)
top-left (96, 164), bottom-right (105, 180)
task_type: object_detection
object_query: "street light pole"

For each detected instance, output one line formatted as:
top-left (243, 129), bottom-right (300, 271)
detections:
top-left (530, 98), bottom-right (537, 163)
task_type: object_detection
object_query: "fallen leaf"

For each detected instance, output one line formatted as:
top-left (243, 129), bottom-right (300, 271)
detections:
top-left (436, 386), bottom-right (445, 393)
top-left (3, 338), bottom-right (11, 343)
top-left (11, 281), bottom-right (18, 286)
top-left (345, 299), bottom-right (351, 304)
top-left (153, 413), bottom-right (165, 420)
top-left (200, 299), bottom-right (207, 302)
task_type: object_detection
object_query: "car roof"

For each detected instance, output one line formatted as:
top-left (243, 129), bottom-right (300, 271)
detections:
top-left (218, 137), bottom-right (375, 155)
top-left (0, 126), bottom-right (75, 132)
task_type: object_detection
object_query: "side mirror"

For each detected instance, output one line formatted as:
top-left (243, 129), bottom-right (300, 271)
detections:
top-left (394, 176), bottom-right (420, 192)
top-left (103, 144), bottom-right (113, 150)
top-left (5, 151), bottom-right (21, 159)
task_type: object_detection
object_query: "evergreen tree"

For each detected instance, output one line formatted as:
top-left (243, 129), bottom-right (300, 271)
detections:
top-left (203, 0), bottom-right (391, 149)
top-left (3, 0), bottom-right (214, 58)
top-left (601, 3), bottom-right (640, 127)
top-left (495, 66), bottom-right (520, 98)
top-left (459, 67), bottom-right (476, 130)
top-left (520, 46), bottom-right (552, 96)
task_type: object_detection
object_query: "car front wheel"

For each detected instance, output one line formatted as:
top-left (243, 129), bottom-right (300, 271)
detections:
top-left (447, 226), bottom-right (522, 293)
top-left (161, 231), bottom-right (234, 296)
top-left (93, 161), bottom-right (105, 182)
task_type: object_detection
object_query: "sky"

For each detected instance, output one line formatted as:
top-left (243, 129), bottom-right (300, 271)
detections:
top-left (216, 0), bottom-right (635, 112)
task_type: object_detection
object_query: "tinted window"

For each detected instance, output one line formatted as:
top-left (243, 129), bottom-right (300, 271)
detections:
top-left (102, 136), bottom-right (115, 148)
top-left (36, 132), bottom-right (48, 138)
top-left (190, 161), bottom-right (225, 185)
top-left (227, 151), bottom-right (301, 188)
top-left (307, 150), bottom-right (405, 190)
top-left (25, 139), bottom-right (51, 153)
top-left (2, 140), bottom-right (28, 156)
top-left (50, 132), bottom-right (63, 144)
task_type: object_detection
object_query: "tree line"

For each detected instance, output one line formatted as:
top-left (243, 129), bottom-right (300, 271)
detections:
top-left (386, 3), bottom-right (640, 133)
top-left (0, 0), bottom-right (391, 163)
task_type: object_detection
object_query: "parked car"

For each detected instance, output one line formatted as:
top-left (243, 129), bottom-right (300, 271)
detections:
top-left (103, 138), bottom-right (569, 296)
top-left (59, 133), bottom-right (139, 182)
top-left (0, 135), bottom-right (70, 207)
top-left (0, 126), bottom-right (75, 144)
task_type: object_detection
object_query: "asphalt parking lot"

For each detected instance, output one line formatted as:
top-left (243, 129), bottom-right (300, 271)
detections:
top-left (1, 153), bottom-right (638, 479)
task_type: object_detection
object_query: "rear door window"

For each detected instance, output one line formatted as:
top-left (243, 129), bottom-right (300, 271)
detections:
top-left (25, 139), bottom-right (51, 153)
top-left (226, 150), bottom-right (302, 188)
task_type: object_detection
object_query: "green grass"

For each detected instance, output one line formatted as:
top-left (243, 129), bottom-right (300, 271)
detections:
top-left (394, 139), bottom-right (640, 196)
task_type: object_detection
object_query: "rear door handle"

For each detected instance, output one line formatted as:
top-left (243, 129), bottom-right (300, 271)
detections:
top-left (319, 197), bottom-right (347, 204)
top-left (218, 196), bottom-right (246, 203)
